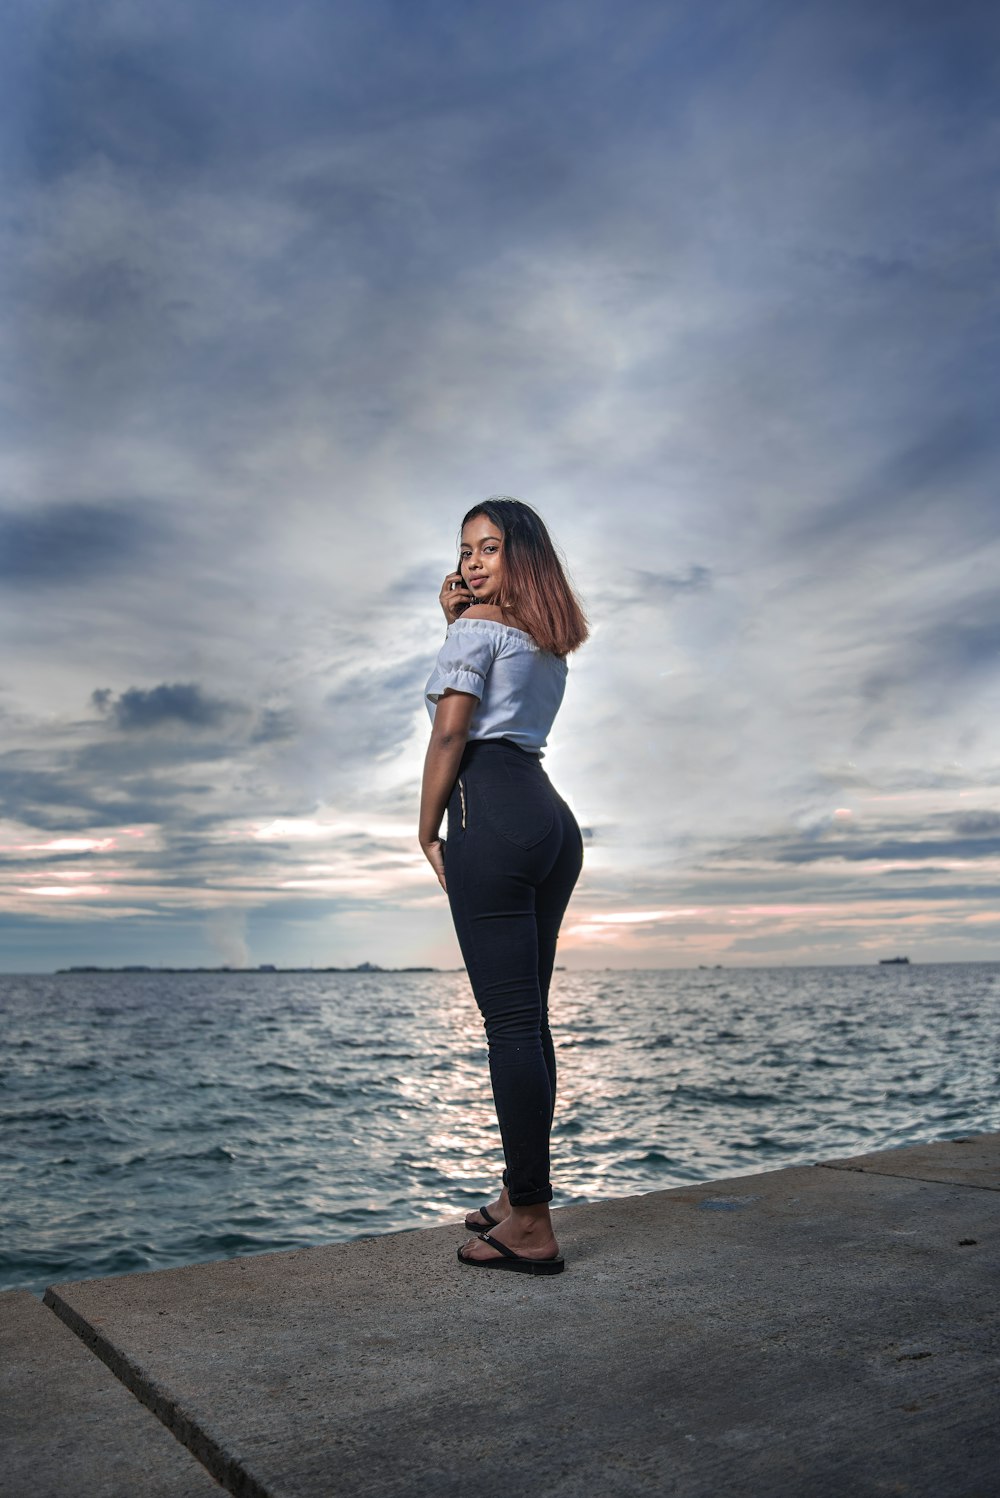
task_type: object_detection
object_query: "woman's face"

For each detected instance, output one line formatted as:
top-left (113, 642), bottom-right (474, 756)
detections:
top-left (459, 514), bottom-right (504, 604)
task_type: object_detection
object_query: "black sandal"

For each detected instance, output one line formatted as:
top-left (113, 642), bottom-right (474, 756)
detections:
top-left (457, 1232), bottom-right (565, 1275)
top-left (463, 1171), bottom-right (511, 1233)
top-left (463, 1204), bottom-right (503, 1231)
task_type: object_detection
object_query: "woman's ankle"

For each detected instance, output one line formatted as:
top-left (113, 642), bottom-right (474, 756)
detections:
top-left (508, 1203), bottom-right (553, 1231)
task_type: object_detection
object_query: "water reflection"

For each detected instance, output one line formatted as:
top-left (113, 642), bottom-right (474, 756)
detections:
top-left (1, 964), bottom-right (998, 1293)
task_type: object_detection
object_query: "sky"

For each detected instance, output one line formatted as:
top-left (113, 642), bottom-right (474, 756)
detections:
top-left (2, 0), bottom-right (998, 971)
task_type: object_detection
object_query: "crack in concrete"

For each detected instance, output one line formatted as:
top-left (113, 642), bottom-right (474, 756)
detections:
top-left (816, 1163), bottom-right (1000, 1191)
top-left (42, 1287), bottom-right (262, 1498)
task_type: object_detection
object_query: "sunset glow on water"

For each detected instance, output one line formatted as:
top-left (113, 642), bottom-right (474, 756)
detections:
top-left (2, 964), bottom-right (997, 1295)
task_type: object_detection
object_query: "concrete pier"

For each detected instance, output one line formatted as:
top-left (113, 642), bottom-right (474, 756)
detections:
top-left (3, 1131), bottom-right (997, 1497)
top-left (0, 1289), bottom-right (222, 1495)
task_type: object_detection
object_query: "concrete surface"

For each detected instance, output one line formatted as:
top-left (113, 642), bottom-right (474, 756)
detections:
top-left (822, 1132), bottom-right (1000, 1190)
top-left (38, 1130), bottom-right (1000, 1498)
top-left (0, 1288), bottom-right (222, 1497)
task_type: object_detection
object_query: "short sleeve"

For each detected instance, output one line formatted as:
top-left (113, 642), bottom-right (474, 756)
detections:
top-left (425, 621), bottom-right (501, 703)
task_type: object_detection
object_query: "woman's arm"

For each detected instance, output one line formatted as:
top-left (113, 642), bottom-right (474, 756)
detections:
top-left (419, 689), bottom-right (477, 891)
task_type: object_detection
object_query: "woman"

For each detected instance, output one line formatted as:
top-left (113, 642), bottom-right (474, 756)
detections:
top-left (419, 496), bottom-right (589, 1275)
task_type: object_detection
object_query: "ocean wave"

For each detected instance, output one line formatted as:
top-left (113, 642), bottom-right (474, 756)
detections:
top-left (1, 964), bottom-right (998, 1295)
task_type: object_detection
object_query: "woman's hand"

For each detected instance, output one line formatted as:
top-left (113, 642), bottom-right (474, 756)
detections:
top-left (439, 569), bottom-right (473, 625)
top-left (421, 836), bottom-right (447, 892)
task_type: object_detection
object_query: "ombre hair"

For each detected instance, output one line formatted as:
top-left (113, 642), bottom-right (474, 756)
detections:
top-left (458, 496), bottom-right (589, 658)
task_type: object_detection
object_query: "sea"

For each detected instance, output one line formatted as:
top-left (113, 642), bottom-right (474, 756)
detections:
top-left (2, 964), bottom-right (998, 1295)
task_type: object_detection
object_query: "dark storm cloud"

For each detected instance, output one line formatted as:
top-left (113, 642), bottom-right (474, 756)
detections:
top-left (0, 685), bottom-right (271, 831)
top-left (14, 6), bottom-right (219, 181)
top-left (74, 734), bottom-right (245, 776)
top-left (0, 759), bottom-right (207, 830)
top-left (954, 811), bottom-right (1000, 836)
top-left (0, 763), bottom-right (102, 828)
top-left (0, 502), bottom-right (156, 585)
top-left (91, 683), bottom-right (238, 731)
top-left (630, 566), bottom-right (712, 600)
top-left (15, 0), bottom-right (524, 183)
top-left (67, 725), bottom-right (251, 784)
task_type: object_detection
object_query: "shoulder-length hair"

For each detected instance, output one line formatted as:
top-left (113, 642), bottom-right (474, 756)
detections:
top-left (458, 496), bottom-right (590, 658)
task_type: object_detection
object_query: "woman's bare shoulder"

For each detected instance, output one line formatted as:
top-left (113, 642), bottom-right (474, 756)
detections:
top-left (460, 604), bottom-right (531, 631)
top-left (461, 604), bottom-right (506, 622)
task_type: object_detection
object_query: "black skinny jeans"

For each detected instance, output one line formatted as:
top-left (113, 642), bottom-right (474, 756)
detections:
top-left (444, 737), bottom-right (584, 1206)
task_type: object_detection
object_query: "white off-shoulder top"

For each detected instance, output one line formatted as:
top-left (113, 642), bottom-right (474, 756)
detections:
top-left (424, 616), bottom-right (568, 757)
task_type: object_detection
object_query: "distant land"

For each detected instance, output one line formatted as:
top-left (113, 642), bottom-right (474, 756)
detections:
top-left (55, 961), bottom-right (442, 975)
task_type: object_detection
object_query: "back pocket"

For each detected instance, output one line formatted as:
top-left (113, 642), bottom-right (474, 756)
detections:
top-left (479, 761), bottom-right (555, 850)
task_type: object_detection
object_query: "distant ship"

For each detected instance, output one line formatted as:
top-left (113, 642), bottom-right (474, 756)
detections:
top-left (878, 956), bottom-right (910, 965)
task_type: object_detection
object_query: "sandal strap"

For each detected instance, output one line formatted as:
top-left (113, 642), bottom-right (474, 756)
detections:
top-left (477, 1232), bottom-right (518, 1260)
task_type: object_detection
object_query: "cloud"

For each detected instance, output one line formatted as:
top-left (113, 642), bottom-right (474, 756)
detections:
top-left (250, 708), bottom-right (298, 744)
top-left (323, 654), bottom-right (436, 762)
top-left (0, 502), bottom-right (157, 585)
top-left (91, 682), bottom-right (238, 731)
top-left (4, 0), bottom-right (1000, 967)
top-left (629, 566), bottom-right (713, 601)
top-left (786, 416), bottom-right (999, 554)
top-left (858, 586), bottom-right (1000, 723)
top-left (954, 811), bottom-right (1000, 837)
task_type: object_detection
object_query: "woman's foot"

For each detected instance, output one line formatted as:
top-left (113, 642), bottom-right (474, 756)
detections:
top-left (464, 1184), bottom-right (510, 1233)
top-left (458, 1205), bottom-right (559, 1265)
